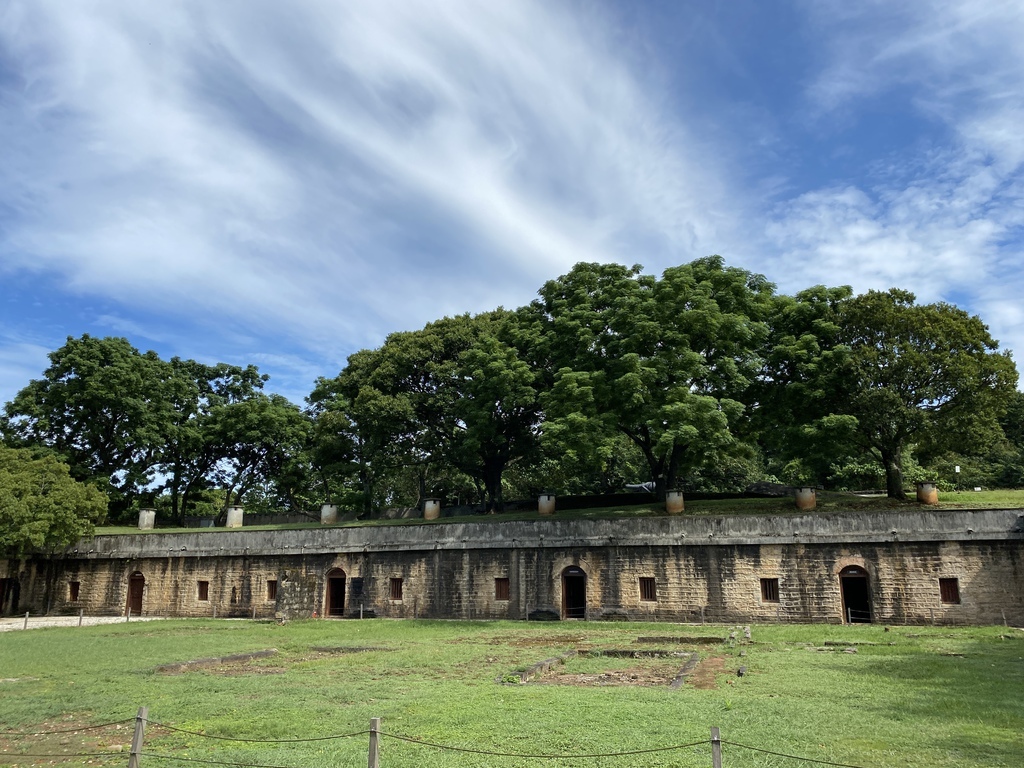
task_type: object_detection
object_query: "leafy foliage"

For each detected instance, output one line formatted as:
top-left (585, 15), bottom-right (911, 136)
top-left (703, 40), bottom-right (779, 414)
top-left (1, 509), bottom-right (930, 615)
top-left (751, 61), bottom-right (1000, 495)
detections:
top-left (830, 290), bottom-right (1016, 497)
top-left (530, 257), bottom-right (774, 498)
top-left (2, 258), bottom-right (1021, 523)
top-left (0, 446), bottom-right (107, 555)
top-left (311, 311), bottom-right (541, 511)
top-left (2, 335), bottom-right (170, 515)
top-left (1, 335), bottom-right (309, 523)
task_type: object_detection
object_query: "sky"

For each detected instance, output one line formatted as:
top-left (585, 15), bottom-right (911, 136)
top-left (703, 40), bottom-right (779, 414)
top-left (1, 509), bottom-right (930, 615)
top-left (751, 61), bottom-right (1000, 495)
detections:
top-left (1, 0), bottom-right (1022, 407)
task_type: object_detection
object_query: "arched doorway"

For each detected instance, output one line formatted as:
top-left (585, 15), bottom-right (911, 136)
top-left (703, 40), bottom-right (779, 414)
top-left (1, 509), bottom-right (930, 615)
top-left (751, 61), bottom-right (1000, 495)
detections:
top-left (126, 572), bottom-right (145, 616)
top-left (839, 566), bottom-right (871, 624)
top-left (561, 566), bottom-right (587, 620)
top-left (325, 568), bottom-right (346, 617)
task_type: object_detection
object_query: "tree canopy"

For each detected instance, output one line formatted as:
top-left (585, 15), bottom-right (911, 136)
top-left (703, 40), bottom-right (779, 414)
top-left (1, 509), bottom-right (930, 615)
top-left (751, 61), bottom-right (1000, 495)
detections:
top-left (2, 335), bottom-right (310, 522)
top-left (311, 310), bottom-right (541, 511)
top-left (530, 257), bottom-right (774, 498)
top-left (831, 289), bottom-right (1017, 498)
top-left (757, 288), bottom-right (1018, 497)
top-left (2, 335), bottom-right (169, 514)
top-left (0, 446), bottom-right (107, 556)
top-left (2, 257), bottom-right (1019, 526)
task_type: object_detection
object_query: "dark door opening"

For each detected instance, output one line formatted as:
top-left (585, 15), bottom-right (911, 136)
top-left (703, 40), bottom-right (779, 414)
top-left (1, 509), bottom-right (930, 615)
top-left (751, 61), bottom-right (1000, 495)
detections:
top-left (840, 566), bottom-right (871, 623)
top-left (562, 566), bottom-right (587, 620)
top-left (326, 569), bottom-right (346, 617)
top-left (0, 578), bottom-right (16, 615)
top-left (127, 572), bottom-right (145, 616)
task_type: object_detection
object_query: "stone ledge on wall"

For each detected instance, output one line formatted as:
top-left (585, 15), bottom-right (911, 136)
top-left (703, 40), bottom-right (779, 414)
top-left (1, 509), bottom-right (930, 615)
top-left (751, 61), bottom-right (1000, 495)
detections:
top-left (62, 508), bottom-right (1024, 560)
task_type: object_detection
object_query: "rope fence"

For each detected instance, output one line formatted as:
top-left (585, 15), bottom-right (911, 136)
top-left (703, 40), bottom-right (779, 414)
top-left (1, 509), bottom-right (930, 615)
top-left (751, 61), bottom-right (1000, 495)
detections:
top-left (148, 721), bottom-right (370, 743)
top-left (0, 708), bottom-right (879, 768)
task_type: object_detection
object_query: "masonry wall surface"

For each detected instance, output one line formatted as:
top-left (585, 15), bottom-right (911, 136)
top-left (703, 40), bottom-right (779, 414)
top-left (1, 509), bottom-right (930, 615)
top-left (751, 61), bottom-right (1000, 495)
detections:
top-left (3, 508), bottom-right (1022, 625)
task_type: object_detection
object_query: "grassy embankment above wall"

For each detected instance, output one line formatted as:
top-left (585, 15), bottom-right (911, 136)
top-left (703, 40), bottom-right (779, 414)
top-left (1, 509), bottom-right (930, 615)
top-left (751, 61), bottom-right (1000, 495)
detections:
top-left (93, 488), bottom-right (1024, 535)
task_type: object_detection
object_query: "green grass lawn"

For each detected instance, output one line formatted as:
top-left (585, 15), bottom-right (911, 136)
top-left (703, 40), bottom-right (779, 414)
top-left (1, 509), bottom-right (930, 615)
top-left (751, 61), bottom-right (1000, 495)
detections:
top-left (1, 620), bottom-right (1021, 768)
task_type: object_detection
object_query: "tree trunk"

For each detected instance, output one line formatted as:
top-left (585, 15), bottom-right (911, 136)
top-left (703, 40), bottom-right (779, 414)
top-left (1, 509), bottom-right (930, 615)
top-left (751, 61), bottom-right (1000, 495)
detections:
top-left (170, 467), bottom-right (182, 524)
top-left (180, 485), bottom-right (191, 526)
top-left (883, 448), bottom-right (906, 500)
top-left (358, 465), bottom-right (372, 515)
top-left (417, 468), bottom-right (427, 509)
top-left (482, 459), bottom-right (504, 513)
top-left (319, 468), bottom-right (332, 504)
top-left (663, 446), bottom-right (682, 498)
top-left (631, 436), bottom-right (666, 500)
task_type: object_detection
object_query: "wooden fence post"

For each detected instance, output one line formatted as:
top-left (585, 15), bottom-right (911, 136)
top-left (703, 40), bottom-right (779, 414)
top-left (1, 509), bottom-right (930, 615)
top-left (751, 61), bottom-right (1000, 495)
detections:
top-left (367, 717), bottom-right (380, 768)
top-left (711, 726), bottom-right (721, 768)
top-left (128, 706), bottom-right (148, 768)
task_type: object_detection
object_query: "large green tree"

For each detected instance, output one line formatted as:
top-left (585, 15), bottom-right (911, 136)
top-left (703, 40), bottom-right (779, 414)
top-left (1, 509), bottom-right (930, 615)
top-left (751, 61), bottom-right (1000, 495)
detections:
top-left (531, 257), bottom-right (774, 498)
top-left (0, 446), bottom-right (107, 556)
top-left (206, 393), bottom-right (311, 519)
top-left (157, 359), bottom-right (273, 523)
top-left (832, 289), bottom-right (1018, 498)
top-left (2, 335), bottom-right (309, 522)
top-left (310, 346), bottom-right (423, 513)
top-left (764, 288), bottom-right (1020, 498)
top-left (2, 335), bottom-right (172, 516)
top-left (314, 310), bottom-right (541, 512)
top-left (753, 284), bottom-right (859, 486)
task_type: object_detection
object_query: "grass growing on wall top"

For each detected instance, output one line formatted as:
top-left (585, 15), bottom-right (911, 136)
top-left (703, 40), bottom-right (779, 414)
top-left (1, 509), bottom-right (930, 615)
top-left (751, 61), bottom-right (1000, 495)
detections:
top-left (1, 620), bottom-right (1022, 768)
top-left (92, 488), bottom-right (1024, 535)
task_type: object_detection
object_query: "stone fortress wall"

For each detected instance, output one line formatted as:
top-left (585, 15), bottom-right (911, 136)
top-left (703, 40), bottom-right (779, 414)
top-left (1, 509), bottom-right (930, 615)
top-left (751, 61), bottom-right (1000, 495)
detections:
top-left (2, 508), bottom-right (1022, 626)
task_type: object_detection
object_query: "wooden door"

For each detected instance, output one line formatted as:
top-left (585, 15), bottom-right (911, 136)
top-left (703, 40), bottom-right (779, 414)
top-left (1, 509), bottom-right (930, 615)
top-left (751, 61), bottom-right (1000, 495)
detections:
top-left (127, 572), bottom-right (145, 615)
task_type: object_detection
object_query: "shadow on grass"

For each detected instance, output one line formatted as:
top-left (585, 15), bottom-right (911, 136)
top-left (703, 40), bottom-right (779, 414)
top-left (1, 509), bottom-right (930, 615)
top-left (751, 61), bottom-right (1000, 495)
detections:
top-left (822, 629), bottom-right (1024, 763)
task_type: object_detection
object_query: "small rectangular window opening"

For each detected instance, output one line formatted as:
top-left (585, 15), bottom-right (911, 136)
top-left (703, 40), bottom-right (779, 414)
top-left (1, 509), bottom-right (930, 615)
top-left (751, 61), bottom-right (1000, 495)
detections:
top-left (639, 577), bottom-right (657, 602)
top-left (760, 578), bottom-right (780, 603)
top-left (390, 577), bottom-right (403, 601)
top-left (939, 577), bottom-right (961, 604)
top-left (494, 577), bottom-right (510, 601)
top-left (266, 580), bottom-right (278, 601)
top-left (69, 581), bottom-right (80, 602)
top-left (197, 581), bottom-right (210, 601)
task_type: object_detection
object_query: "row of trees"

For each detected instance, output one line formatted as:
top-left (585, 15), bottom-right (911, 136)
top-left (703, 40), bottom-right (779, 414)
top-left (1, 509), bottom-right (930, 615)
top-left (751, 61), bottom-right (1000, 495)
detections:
top-left (2, 256), bottom-right (1021, 543)
top-left (2, 335), bottom-right (309, 524)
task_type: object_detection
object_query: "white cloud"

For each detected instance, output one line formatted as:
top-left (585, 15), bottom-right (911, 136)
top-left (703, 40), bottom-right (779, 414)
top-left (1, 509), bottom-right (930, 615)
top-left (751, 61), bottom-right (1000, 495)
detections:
top-left (764, 0), bottom-right (1024, 365)
top-left (0, 0), bottom-right (729, 362)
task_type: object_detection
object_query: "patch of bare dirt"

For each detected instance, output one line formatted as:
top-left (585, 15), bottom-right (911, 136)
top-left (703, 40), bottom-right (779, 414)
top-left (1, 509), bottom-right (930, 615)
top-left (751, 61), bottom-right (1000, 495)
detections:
top-left (687, 655), bottom-right (728, 689)
top-left (504, 635), bottom-right (590, 647)
top-left (156, 649), bottom-right (279, 675)
top-left (206, 663), bottom-right (288, 676)
top-left (543, 665), bottom-right (676, 687)
top-left (0, 717), bottom-right (132, 766)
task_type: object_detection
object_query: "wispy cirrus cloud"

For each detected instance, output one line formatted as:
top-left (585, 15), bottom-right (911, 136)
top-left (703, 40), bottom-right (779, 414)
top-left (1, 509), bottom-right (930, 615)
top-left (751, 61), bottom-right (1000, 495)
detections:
top-left (2, 0), bottom-right (1022, 405)
top-left (0, 0), bottom-right (728, 372)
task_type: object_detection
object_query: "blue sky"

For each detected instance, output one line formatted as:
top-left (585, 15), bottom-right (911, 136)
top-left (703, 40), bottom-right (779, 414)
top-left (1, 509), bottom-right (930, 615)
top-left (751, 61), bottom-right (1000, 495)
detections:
top-left (2, 0), bottom-right (1022, 406)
